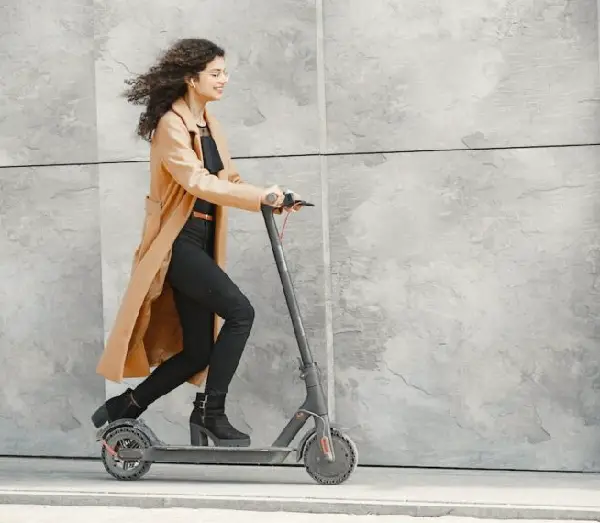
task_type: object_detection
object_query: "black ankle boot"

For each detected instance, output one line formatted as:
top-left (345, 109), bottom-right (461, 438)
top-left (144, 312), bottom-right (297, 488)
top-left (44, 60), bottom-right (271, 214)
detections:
top-left (91, 388), bottom-right (147, 428)
top-left (189, 391), bottom-right (250, 448)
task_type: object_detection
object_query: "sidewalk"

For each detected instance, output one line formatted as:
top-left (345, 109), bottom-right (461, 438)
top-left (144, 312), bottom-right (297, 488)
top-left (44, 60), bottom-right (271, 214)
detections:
top-left (1, 457), bottom-right (600, 519)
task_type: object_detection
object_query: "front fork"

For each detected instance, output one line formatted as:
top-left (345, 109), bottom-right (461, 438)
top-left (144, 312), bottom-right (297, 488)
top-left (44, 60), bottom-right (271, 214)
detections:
top-left (313, 412), bottom-right (335, 462)
top-left (274, 360), bottom-right (335, 462)
top-left (299, 359), bottom-right (335, 462)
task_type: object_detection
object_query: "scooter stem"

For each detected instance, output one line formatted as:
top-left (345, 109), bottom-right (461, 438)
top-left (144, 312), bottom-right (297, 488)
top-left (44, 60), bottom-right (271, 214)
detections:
top-left (261, 205), bottom-right (314, 367)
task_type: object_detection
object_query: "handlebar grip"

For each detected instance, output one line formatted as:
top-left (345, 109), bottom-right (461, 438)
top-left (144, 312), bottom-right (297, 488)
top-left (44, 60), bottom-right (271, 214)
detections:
top-left (265, 191), bottom-right (296, 207)
top-left (265, 190), bottom-right (315, 209)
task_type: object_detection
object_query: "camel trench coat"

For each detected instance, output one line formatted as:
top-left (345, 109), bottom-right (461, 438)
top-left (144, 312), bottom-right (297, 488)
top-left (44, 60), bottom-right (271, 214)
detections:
top-left (96, 97), bottom-right (265, 386)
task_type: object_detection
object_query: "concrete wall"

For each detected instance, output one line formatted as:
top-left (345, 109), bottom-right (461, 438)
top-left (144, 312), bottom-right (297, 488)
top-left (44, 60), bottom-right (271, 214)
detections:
top-left (1, 0), bottom-right (599, 470)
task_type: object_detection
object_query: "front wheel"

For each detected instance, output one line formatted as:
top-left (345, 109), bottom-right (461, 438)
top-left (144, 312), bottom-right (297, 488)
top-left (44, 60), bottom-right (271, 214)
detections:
top-left (303, 428), bottom-right (358, 485)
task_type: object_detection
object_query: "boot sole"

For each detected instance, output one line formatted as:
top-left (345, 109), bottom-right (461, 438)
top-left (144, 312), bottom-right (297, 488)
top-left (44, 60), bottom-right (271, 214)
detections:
top-left (91, 405), bottom-right (109, 428)
top-left (190, 422), bottom-right (251, 448)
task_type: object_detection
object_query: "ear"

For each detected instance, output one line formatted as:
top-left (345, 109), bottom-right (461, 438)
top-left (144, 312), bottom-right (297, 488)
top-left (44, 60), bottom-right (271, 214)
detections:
top-left (184, 73), bottom-right (199, 87)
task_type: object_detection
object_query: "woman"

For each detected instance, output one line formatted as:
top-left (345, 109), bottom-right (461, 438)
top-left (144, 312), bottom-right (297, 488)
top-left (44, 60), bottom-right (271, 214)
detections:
top-left (92, 38), bottom-right (297, 448)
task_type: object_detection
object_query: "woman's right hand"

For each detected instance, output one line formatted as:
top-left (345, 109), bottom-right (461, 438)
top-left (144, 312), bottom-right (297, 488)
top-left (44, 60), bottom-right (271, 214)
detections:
top-left (261, 185), bottom-right (285, 207)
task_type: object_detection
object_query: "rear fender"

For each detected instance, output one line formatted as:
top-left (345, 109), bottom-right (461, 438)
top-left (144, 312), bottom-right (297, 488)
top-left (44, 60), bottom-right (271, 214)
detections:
top-left (95, 418), bottom-right (162, 446)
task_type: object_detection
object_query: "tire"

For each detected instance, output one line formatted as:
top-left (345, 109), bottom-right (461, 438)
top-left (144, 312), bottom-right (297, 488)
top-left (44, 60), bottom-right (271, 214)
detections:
top-left (100, 425), bottom-right (152, 481)
top-left (303, 428), bottom-right (358, 485)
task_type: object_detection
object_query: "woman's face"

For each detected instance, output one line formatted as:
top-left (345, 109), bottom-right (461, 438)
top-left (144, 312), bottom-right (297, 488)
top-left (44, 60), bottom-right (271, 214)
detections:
top-left (191, 56), bottom-right (229, 102)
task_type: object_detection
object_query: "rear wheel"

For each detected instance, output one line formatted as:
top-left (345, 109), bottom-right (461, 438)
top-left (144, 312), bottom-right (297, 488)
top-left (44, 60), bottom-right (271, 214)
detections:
top-left (303, 428), bottom-right (358, 485)
top-left (100, 425), bottom-right (152, 481)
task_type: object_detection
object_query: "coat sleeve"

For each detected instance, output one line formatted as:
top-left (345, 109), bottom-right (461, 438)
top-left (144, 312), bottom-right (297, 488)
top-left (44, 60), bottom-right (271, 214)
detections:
top-left (228, 159), bottom-right (244, 184)
top-left (227, 157), bottom-right (285, 212)
top-left (155, 115), bottom-right (263, 212)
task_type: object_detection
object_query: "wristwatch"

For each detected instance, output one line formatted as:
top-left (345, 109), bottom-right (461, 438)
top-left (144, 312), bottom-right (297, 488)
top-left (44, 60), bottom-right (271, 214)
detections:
top-left (266, 192), bottom-right (278, 204)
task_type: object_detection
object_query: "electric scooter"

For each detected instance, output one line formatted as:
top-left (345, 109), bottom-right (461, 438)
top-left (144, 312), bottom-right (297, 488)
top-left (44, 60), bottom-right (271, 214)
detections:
top-left (95, 191), bottom-right (359, 485)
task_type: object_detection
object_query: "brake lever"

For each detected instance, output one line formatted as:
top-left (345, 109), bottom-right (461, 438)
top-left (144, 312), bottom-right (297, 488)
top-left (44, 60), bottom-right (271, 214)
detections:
top-left (290, 200), bottom-right (314, 208)
top-left (282, 191), bottom-right (314, 209)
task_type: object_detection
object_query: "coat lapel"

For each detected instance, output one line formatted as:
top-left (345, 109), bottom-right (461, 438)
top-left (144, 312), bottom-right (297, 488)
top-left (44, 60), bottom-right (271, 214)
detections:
top-left (170, 97), bottom-right (228, 181)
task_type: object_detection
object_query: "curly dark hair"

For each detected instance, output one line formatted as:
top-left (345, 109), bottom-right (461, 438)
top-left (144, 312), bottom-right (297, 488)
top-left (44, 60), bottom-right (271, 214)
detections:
top-left (123, 38), bottom-right (225, 141)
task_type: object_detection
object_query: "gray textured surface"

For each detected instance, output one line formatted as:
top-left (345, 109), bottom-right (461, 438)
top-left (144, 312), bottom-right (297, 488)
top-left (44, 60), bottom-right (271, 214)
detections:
top-left (94, 0), bottom-right (318, 162)
top-left (0, 0), bottom-right (97, 167)
top-left (5, 458), bottom-right (600, 519)
top-left (323, 0), bottom-right (600, 153)
top-left (328, 145), bottom-right (600, 469)
top-left (0, 165), bottom-right (105, 455)
top-left (1, 0), bottom-right (600, 470)
top-left (100, 157), bottom-right (325, 448)
top-left (5, 509), bottom-right (600, 523)
top-left (8, 508), bottom-right (554, 523)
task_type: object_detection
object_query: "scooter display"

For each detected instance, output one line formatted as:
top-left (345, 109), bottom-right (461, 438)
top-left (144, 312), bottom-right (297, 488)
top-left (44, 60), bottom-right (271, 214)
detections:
top-left (95, 192), bottom-right (359, 485)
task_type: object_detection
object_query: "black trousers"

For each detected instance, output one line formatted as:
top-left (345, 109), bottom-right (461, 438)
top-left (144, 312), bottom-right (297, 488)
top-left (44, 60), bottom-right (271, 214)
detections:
top-left (133, 217), bottom-right (254, 407)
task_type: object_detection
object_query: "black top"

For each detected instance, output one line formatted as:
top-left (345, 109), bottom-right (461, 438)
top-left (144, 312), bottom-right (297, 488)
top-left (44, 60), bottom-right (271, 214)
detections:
top-left (193, 125), bottom-right (224, 216)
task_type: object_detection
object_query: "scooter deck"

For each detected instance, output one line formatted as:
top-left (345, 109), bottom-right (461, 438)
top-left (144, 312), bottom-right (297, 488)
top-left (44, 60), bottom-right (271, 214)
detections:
top-left (118, 445), bottom-right (294, 465)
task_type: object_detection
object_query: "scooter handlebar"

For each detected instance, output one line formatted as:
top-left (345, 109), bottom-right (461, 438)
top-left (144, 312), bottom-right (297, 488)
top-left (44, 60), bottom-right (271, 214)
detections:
top-left (263, 190), bottom-right (315, 211)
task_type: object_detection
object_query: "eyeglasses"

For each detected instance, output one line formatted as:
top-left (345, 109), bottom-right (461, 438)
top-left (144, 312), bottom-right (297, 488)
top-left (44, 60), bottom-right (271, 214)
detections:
top-left (202, 70), bottom-right (230, 80)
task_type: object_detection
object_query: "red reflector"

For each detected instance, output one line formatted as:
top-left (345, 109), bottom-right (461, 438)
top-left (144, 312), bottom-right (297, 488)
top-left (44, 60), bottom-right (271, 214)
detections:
top-left (320, 437), bottom-right (330, 454)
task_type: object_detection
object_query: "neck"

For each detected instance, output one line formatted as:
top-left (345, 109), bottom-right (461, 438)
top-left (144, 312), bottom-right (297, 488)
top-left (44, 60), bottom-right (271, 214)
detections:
top-left (184, 91), bottom-right (207, 124)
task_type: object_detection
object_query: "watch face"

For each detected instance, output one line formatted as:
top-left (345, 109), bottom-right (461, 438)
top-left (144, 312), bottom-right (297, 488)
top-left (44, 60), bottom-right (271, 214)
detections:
top-left (267, 193), bottom-right (277, 203)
